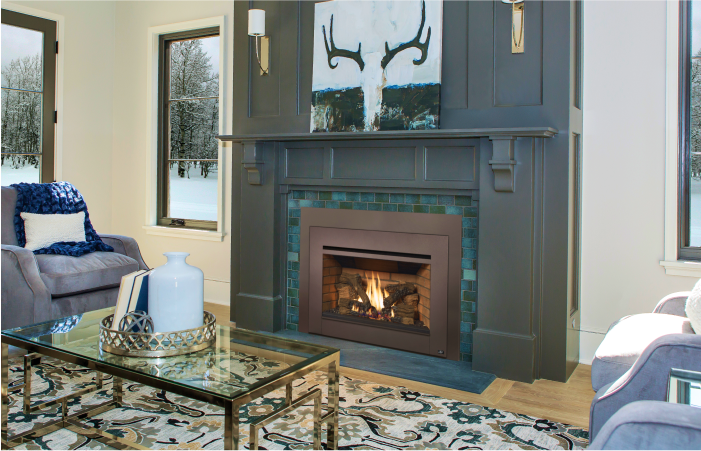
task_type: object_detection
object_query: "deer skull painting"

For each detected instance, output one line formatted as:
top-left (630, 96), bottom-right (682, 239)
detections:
top-left (310, 0), bottom-right (443, 132)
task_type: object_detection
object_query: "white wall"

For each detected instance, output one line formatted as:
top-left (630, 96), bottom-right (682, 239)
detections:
top-left (3, 1), bottom-right (116, 232)
top-left (111, 2), bottom-right (235, 305)
top-left (580, 0), bottom-right (695, 362)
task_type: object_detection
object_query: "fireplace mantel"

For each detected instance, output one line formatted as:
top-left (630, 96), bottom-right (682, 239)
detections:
top-left (216, 126), bottom-right (557, 143)
top-left (218, 127), bottom-right (557, 192)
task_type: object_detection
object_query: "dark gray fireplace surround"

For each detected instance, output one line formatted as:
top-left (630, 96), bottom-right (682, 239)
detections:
top-left (219, 1), bottom-right (582, 384)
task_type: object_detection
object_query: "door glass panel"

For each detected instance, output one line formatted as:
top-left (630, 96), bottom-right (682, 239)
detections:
top-left (1, 22), bottom-right (44, 185)
top-left (1, 88), bottom-right (42, 186)
top-left (1, 24), bottom-right (43, 91)
top-left (690, 1), bottom-right (701, 246)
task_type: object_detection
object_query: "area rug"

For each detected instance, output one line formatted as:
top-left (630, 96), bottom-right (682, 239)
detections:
top-left (6, 357), bottom-right (588, 450)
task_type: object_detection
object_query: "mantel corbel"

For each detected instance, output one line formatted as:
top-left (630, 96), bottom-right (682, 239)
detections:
top-left (488, 136), bottom-right (517, 192)
top-left (242, 141), bottom-right (266, 185)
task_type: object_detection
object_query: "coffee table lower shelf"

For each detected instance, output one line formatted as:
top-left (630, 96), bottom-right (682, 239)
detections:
top-left (1, 344), bottom-right (340, 450)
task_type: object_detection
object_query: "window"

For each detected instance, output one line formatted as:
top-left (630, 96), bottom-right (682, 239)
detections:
top-left (157, 28), bottom-right (220, 230)
top-left (1, 10), bottom-right (56, 185)
top-left (680, 1), bottom-right (701, 258)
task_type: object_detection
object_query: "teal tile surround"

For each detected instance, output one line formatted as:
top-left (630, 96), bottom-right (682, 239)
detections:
top-left (286, 190), bottom-right (478, 362)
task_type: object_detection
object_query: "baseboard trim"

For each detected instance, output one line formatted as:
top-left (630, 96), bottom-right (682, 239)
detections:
top-left (472, 328), bottom-right (536, 383)
top-left (234, 293), bottom-right (284, 332)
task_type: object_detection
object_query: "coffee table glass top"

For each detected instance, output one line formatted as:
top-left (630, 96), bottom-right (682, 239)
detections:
top-left (2, 307), bottom-right (338, 402)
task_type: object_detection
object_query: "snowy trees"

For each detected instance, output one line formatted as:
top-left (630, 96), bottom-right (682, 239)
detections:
top-left (1, 54), bottom-right (42, 170)
top-left (168, 38), bottom-right (219, 179)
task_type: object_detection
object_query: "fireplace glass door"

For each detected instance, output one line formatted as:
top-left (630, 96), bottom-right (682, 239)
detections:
top-left (322, 254), bottom-right (430, 334)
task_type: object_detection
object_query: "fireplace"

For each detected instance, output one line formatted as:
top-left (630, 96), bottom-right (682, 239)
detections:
top-left (299, 208), bottom-right (462, 360)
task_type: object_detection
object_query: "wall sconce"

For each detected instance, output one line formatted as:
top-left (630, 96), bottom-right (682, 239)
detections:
top-left (248, 9), bottom-right (270, 76)
top-left (502, 0), bottom-right (525, 54)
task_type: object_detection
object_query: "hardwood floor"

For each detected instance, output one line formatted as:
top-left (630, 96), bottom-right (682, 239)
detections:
top-left (340, 365), bottom-right (594, 428)
top-left (202, 302), bottom-right (595, 429)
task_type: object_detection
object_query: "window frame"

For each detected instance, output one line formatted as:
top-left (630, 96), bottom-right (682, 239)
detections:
top-left (156, 26), bottom-right (220, 231)
top-left (678, 0), bottom-right (701, 260)
top-left (1, 9), bottom-right (57, 183)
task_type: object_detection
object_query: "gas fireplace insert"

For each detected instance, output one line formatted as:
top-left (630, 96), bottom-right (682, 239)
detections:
top-left (300, 208), bottom-right (461, 359)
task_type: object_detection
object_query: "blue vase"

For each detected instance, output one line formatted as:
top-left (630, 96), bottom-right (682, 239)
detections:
top-left (148, 252), bottom-right (204, 333)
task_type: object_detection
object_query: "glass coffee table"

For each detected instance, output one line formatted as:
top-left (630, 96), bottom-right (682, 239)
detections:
top-left (1, 307), bottom-right (340, 449)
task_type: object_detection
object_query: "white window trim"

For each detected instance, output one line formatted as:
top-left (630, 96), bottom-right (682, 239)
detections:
top-left (2, 2), bottom-right (64, 182)
top-left (659, 1), bottom-right (698, 276)
top-left (144, 16), bottom-right (226, 242)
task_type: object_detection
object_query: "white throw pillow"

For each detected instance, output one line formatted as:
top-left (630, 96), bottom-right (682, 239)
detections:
top-left (686, 279), bottom-right (701, 333)
top-left (20, 211), bottom-right (87, 251)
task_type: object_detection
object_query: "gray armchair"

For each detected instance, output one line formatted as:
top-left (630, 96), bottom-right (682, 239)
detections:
top-left (1, 186), bottom-right (148, 330)
top-left (589, 292), bottom-right (701, 440)
top-left (589, 401), bottom-right (701, 449)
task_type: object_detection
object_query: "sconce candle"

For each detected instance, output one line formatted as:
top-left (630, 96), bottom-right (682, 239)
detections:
top-left (248, 9), bottom-right (265, 36)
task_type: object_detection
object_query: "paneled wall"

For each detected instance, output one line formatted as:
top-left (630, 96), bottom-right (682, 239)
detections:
top-left (233, 1), bottom-right (571, 133)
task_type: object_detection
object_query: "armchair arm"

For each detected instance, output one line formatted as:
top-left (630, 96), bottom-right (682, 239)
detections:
top-left (1, 244), bottom-right (52, 330)
top-left (653, 292), bottom-right (691, 317)
top-left (589, 333), bottom-right (701, 440)
top-left (589, 401), bottom-right (701, 450)
top-left (99, 234), bottom-right (148, 270)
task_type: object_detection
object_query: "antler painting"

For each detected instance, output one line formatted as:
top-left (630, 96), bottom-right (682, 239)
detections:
top-left (311, 0), bottom-right (443, 132)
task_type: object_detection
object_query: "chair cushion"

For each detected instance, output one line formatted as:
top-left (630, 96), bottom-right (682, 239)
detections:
top-left (36, 252), bottom-right (138, 297)
top-left (592, 313), bottom-right (694, 391)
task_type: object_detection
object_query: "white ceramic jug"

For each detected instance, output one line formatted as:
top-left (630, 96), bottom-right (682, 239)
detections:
top-left (148, 252), bottom-right (204, 332)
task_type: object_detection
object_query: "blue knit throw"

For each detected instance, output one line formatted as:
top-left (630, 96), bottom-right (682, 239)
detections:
top-left (12, 182), bottom-right (114, 256)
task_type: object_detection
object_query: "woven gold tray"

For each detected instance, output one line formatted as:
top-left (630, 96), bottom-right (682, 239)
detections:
top-left (99, 311), bottom-right (216, 357)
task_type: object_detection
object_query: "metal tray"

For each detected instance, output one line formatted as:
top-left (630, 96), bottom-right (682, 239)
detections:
top-left (99, 311), bottom-right (216, 357)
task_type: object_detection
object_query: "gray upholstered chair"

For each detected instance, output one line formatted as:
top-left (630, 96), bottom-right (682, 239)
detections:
top-left (1, 186), bottom-right (148, 330)
top-left (589, 292), bottom-right (701, 440)
top-left (589, 400), bottom-right (701, 450)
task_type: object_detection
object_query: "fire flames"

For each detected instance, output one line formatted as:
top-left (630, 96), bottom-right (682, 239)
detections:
top-left (351, 272), bottom-right (394, 319)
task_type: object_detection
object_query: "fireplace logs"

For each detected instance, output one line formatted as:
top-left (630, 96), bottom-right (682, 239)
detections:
top-left (383, 282), bottom-right (417, 310)
top-left (339, 273), bottom-right (372, 311)
top-left (338, 297), bottom-right (363, 314)
top-left (384, 283), bottom-right (420, 325)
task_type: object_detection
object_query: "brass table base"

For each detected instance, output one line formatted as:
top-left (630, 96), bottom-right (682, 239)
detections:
top-left (1, 343), bottom-right (340, 450)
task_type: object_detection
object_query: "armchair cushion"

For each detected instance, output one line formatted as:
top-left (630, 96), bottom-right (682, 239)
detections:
top-left (36, 252), bottom-right (138, 297)
top-left (592, 313), bottom-right (694, 391)
top-left (589, 333), bottom-right (701, 439)
top-left (589, 401), bottom-right (701, 450)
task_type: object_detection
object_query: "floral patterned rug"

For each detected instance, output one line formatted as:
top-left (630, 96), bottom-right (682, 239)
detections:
top-left (5, 357), bottom-right (589, 450)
